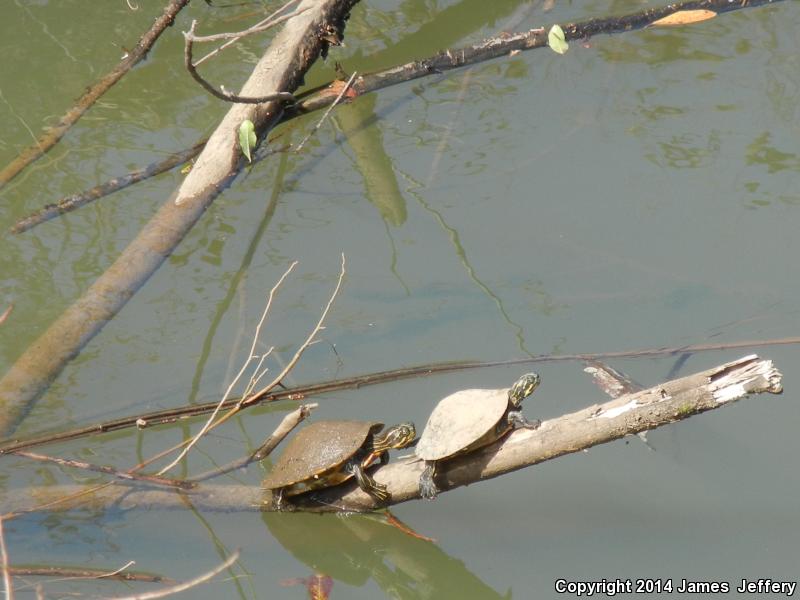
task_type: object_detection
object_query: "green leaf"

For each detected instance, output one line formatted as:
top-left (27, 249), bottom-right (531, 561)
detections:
top-left (238, 119), bottom-right (257, 162)
top-left (548, 24), bottom-right (569, 55)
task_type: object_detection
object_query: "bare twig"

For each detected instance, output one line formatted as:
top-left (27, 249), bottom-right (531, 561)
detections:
top-left (9, 562), bottom-right (174, 586)
top-left (0, 517), bottom-right (14, 600)
top-left (156, 254), bottom-right (345, 475)
top-left (245, 253), bottom-right (347, 406)
top-left (294, 71), bottom-right (358, 153)
top-left (189, 402), bottom-right (317, 482)
top-left (12, 451), bottom-right (194, 490)
top-left (184, 20), bottom-right (295, 104)
top-left (190, 3), bottom-right (307, 43)
top-left (108, 550), bottom-right (239, 600)
top-left (157, 262), bottom-right (298, 474)
top-left (0, 0), bottom-right (191, 188)
top-left (194, 0), bottom-right (303, 66)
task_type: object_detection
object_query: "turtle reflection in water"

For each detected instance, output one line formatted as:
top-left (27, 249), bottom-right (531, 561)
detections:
top-left (415, 372), bottom-right (541, 500)
top-left (262, 420), bottom-right (416, 510)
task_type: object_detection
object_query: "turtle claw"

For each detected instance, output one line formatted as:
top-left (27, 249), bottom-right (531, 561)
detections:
top-left (419, 462), bottom-right (440, 501)
top-left (369, 483), bottom-right (390, 504)
top-left (508, 410), bottom-right (540, 430)
top-left (351, 461), bottom-right (391, 504)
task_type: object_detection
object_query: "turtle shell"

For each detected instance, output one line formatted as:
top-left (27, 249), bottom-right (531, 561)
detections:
top-left (415, 388), bottom-right (510, 461)
top-left (262, 420), bottom-right (383, 490)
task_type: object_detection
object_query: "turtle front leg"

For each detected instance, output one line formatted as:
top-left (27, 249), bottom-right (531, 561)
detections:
top-left (271, 487), bottom-right (293, 511)
top-left (348, 459), bottom-right (390, 503)
top-left (508, 410), bottom-right (541, 430)
top-left (419, 461), bottom-right (440, 501)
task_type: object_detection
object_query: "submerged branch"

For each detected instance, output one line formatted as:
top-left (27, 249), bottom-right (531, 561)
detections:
top-left (10, 142), bottom-right (205, 234)
top-left (0, 0), bottom-right (191, 188)
top-left (0, 356), bottom-right (783, 514)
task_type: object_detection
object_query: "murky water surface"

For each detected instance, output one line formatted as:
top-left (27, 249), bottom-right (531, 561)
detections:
top-left (1, 0), bottom-right (798, 598)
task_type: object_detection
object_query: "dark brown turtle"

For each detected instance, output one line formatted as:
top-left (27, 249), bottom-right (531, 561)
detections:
top-left (262, 420), bottom-right (416, 509)
top-left (415, 373), bottom-right (541, 500)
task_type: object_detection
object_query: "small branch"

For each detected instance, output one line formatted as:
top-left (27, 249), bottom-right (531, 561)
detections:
top-left (294, 71), bottom-right (358, 153)
top-left (189, 403), bottom-right (317, 482)
top-left (8, 563), bottom-right (173, 586)
top-left (10, 142), bottom-right (206, 235)
top-left (194, 0), bottom-right (303, 66)
top-left (158, 253), bottom-right (345, 474)
top-left (245, 253), bottom-right (347, 406)
top-left (190, 3), bottom-right (307, 43)
top-left (108, 550), bottom-right (239, 600)
top-left (0, 0), bottom-right (191, 188)
top-left (12, 451), bottom-right (194, 490)
top-left (0, 517), bottom-right (13, 600)
top-left (184, 20), bottom-right (294, 104)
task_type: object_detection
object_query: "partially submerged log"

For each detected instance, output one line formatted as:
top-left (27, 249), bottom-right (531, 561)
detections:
top-left (0, 355), bottom-right (782, 515)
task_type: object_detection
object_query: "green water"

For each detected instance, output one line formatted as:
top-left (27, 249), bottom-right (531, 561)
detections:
top-left (1, 0), bottom-right (799, 598)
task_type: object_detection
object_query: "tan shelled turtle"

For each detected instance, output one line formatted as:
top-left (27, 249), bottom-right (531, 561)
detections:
top-left (415, 373), bottom-right (541, 500)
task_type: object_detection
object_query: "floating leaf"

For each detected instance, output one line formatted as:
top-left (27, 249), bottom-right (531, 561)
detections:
top-left (548, 24), bottom-right (569, 55)
top-left (651, 9), bottom-right (717, 27)
top-left (238, 119), bottom-right (257, 163)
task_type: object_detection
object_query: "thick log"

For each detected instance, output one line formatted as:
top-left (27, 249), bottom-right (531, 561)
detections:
top-left (0, 356), bottom-right (782, 515)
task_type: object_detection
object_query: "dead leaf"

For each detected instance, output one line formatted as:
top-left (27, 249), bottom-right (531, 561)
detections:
top-left (650, 9), bottom-right (717, 27)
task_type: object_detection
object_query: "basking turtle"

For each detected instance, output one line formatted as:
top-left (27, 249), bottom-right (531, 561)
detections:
top-left (415, 372), bottom-right (541, 500)
top-left (263, 420), bottom-right (416, 509)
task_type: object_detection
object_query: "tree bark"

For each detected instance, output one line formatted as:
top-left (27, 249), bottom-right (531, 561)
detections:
top-left (0, 355), bottom-right (782, 515)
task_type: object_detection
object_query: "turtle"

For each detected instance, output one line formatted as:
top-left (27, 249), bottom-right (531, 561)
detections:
top-left (415, 372), bottom-right (541, 500)
top-left (262, 420), bottom-right (416, 509)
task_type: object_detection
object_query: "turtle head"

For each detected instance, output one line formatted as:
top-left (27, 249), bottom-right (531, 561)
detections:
top-left (508, 372), bottom-right (540, 407)
top-left (378, 422), bottom-right (417, 450)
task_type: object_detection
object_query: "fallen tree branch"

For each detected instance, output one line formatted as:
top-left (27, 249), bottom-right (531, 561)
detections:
top-left (0, 0), bottom-right (191, 188)
top-left (1, 335), bottom-right (798, 454)
top-left (0, 356), bottom-right (782, 514)
top-left (6, 564), bottom-right (173, 585)
top-left (290, 0), bottom-right (788, 114)
top-left (183, 18), bottom-right (296, 104)
top-left (10, 451), bottom-right (193, 490)
top-left (0, 0), bottom-right (361, 439)
top-left (12, 0), bottom-right (785, 235)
